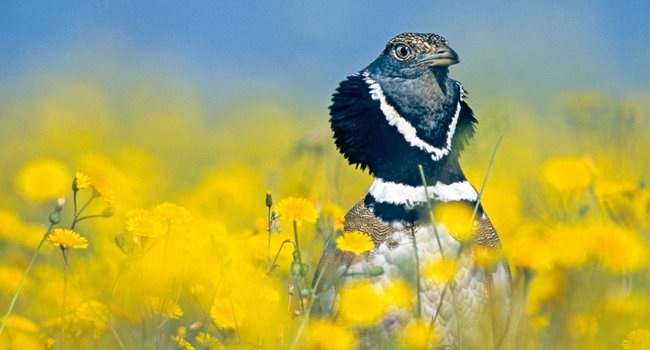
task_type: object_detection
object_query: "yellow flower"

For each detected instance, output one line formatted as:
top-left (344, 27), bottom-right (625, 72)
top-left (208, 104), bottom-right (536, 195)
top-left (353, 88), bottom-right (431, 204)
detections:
top-left (153, 202), bottom-right (192, 224)
top-left (172, 335), bottom-right (196, 350)
top-left (47, 229), bottom-right (88, 249)
top-left (320, 202), bottom-right (344, 219)
top-left (338, 281), bottom-right (387, 326)
top-left (542, 156), bottom-right (594, 192)
top-left (73, 171), bottom-right (93, 191)
top-left (211, 297), bottom-right (246, 329)
top-left (567, 313), bottom-right (598, 338)
top-left (308, 320), bottom-right (356, 350)
top-left (75, 300), bottom-right (109, 339)
top-left (126, 209), bottom-right (167, 238)
top-left (275, 197), bottom-right (319, 225)
top-left (423, 259), bottom-right (457, 284)
top-left (401, 320), bottom-right (436, 350)
top-left (433, 201), bottom-right (476, 242)
top-left (593, 225), bottom-right (648, 274)
top-left (622, 329), bottom-right (650, 350)
top-left (383, 279), bottom-right (413, 309)
top-left (334, 215), bottom-right (345, 231)
top-left (473, 245), bottom-right (503, 268)
top-left (196, 332), bottom-right (224, 350)
top-left (336, 230), bottom-right (375, 255)
top-left (15, 159), bottom-right (70, 201)
top-left (148, 297), bottom-right (183, 319)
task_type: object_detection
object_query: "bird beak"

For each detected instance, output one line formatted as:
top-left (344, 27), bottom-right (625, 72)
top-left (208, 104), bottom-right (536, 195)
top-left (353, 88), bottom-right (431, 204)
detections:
top-left (419, 46), bottom-right (459, 67)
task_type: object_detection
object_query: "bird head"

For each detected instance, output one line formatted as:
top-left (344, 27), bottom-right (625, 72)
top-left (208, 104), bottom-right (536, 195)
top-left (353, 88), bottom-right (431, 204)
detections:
top-left (368, 33), bottom-right (459, 79)
top-left (329, 32), bottom-right (475, 185)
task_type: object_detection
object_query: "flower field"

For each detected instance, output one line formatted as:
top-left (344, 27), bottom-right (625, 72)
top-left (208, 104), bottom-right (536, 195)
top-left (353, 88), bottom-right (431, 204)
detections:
top-left (0, 70), bottom-right (649, 350)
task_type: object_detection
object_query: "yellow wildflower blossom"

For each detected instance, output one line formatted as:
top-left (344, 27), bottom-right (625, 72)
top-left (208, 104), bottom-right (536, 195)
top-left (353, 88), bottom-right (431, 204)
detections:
top-left (211, 297), bottom-right (246, 329)
top-left (424, 259), bottom-right (457, 284)
top-left (622, 329), bottom-right (650, 350)
top-left (148, 297), bottom-right (183, 319)
top-left (568, 313), bottom-right (598, 338)
top-left (383, 279), bottom-right (413, 309)
top-left (542, 156), bottom-right (594, 192)
top-left (401, 320), bottom-right (436, 350)
top-left (275, 197), bottom-right (319, 225)
top-left (126, 209), bottom-right (167, 238)
top-left (172, 335), bottom-right (196, 350)
top-left (46, 229), bottom-right (88, 249)
top-left (15, 159), bottom-right (70, 201)
top-left (593, 225), bottom-right (648, 274)
top-left (334, 215), bottom-right (345, 231)
top-left (308, 320), bottom-right (356, 350)
top-left (153, 202), bottom-right (192, 224)
top-left (338, 281), bottom-right (387, 326)
top-left (336, 230), bottom-right (375, 255)
top-left (75, 300), bottom-right (109, 339)
top-left (196, 332), bottom-right (224, 350)
top-left (433, 201), bottom-right (476, 242)
top-left (73, 171), bottom-right (93, 191)
top-left (473, 245), bottom-right (503, 268)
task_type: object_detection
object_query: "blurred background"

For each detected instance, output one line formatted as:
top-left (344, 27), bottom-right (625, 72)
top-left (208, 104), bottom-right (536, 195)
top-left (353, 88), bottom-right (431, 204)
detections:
top-left (1, 1), bottom-right (649, 349)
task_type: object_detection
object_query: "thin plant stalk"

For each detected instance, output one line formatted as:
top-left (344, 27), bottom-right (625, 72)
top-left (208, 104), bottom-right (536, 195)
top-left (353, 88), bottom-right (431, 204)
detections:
top-left (0, 223), bottom-right (55, 337)
top-left (471, 135), bottom-right (504, 222)
top-left (410, 225), bottom-right (422, 318)
top-left (288, 259), bottom-right (329, 350)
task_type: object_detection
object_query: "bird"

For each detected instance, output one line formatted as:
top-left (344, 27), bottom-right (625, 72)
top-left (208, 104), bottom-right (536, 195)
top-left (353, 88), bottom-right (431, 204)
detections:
top-left (312, 33), bottom-right (513, 349)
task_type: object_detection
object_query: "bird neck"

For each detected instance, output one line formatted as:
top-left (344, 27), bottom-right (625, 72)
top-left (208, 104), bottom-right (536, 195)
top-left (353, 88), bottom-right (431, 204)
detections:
top-left (364, 155), bottom-right (477, 225)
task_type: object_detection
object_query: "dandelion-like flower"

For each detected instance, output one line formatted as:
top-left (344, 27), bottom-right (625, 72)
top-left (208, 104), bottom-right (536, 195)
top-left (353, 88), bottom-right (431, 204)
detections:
top-left (401, 320), bottom-right (437, 350)
top-left (16, 159), bottom-right (70, 201)
top-left (622, 329), bottom-right (650, 350)
top-left (148, 297), bottom-right (183, 319)
top-left (172, 335), bottom-right (196, 350)
top-left (153, 202), bottom-right (192, 224)
top-left (196, 332), bottom-right (224, 350)
top-left (126, 209), bottom-right (167, 238)
top-left (275, 197), bottom-right (318, 225)
top-left (433, 201), bottom-right (476, 242)
top-left (308, 320), bottom-right (356, 350)
top-left (338, 281), bottom-right (387, 326)
top-left (211, 298), bottom-right (246, 329)
top-left (73, 172), bottom-right (93, 191)
top-left (424, 259), bottom-right (457, 284)
top-left (336, 230), bottom-right (375, 255)
top-left (542, 156), bottom-right (594, 192)
top-left (46, 229), bottom-right (88, 249)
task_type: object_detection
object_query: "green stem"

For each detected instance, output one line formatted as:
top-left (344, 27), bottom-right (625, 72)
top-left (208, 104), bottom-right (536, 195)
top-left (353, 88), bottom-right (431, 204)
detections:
top-left (0, 223), bottom-right (55, 338)
top-left (288, 259), bottom-right (329, 350)
top-left (418, 165), bottom-right (446, 260)
top-left (292, 220), bottom-right (302, 265)
top-left (410, 225), bottom-right (422, 319)
top-left (61, 249), bottom-right (68, 348)
top-left (471, 135), bottom-right (503, 222)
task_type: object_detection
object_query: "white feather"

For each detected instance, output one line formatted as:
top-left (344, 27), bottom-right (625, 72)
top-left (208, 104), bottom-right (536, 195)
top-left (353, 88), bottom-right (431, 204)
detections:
top-left (362, 71), bottom-right (461, 161)
top-left (368, 177), bottom-right (478, 205)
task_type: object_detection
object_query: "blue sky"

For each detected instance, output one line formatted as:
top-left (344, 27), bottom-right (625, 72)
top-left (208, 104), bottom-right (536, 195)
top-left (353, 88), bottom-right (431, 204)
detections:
top-left (1, 1), bottom-right (648, 109)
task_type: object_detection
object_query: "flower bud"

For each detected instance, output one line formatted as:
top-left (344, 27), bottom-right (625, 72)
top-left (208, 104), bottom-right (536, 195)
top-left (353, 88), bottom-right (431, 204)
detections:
top-left (101, 207), bottom-right (115, 218)
top-left (290, 261), bottom-right (301, 277)
top-left (265, 191), bottom-right (273, 208)
top-left (115, 233), bottom-right (125, 249)
top-left (300, 263), bottom-right (309, 277)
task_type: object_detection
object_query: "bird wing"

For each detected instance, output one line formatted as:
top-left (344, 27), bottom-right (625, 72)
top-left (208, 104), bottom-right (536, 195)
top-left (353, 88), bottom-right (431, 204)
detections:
top-left (311, 200), bottom-right (395, 315)
top-left (475, 214), bottom-right (513, 349)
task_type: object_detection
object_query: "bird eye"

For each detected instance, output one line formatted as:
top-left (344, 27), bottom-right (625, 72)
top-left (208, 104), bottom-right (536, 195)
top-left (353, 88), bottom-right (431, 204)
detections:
top-left (393, 44), bottom-right (411, 60)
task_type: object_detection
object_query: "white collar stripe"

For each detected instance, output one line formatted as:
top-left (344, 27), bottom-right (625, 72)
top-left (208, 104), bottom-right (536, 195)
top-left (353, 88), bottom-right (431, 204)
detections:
top-left (368, 178), bottom-right (478, 205)
top-left (362, 71), bottom-right (460, 162)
